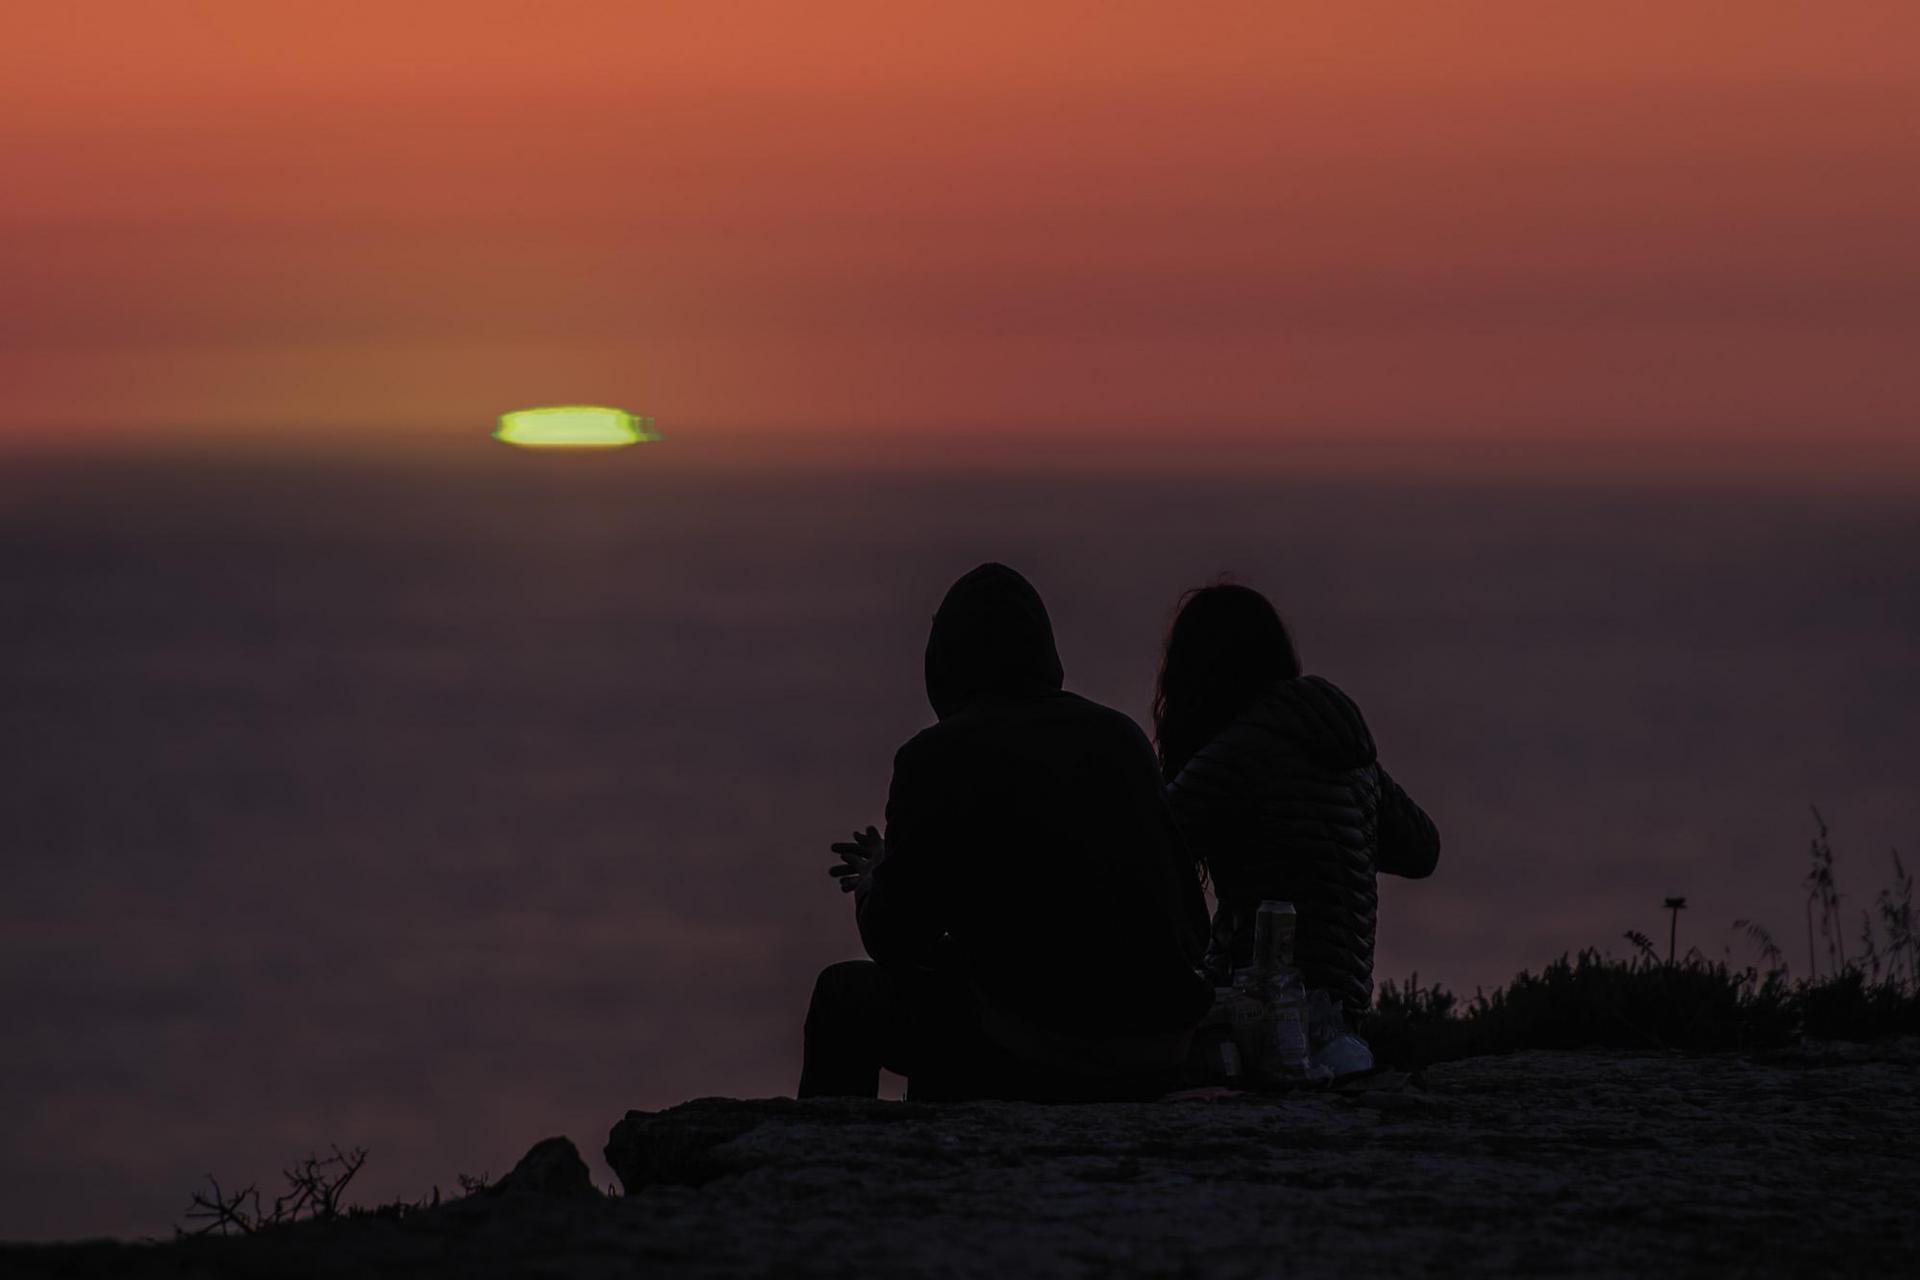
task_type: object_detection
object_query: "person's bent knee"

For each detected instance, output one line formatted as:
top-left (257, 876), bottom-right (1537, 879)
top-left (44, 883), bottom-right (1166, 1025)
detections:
top-left (805, 960), bottom-right (879, 1028)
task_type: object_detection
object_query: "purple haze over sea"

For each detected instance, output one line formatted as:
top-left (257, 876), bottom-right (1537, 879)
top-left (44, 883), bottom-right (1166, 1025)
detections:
top-left (2, 448), bottom-right (1915, 1239)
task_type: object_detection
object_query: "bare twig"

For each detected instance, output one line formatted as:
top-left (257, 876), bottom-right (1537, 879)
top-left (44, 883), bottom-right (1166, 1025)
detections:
top-left (180, 1147), bottom-right (370, 1236)
top-left (181, 1176), bottom-right (263, 1237)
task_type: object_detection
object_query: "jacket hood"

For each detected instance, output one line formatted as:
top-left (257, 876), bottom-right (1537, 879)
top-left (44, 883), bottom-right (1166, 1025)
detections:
top-left (925, 563), bottom-right (1065, 719)
top-left (1256, 675), bottom-right (1377, 771)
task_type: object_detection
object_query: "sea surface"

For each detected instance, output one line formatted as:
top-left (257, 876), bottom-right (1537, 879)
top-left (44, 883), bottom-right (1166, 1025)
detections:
top-left (3, 447), bottom-right (1915, 1239)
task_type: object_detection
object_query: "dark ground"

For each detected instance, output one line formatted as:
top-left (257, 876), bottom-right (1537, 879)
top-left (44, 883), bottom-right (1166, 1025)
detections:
top-left (7, 1038), bottom-right (1916, 1277)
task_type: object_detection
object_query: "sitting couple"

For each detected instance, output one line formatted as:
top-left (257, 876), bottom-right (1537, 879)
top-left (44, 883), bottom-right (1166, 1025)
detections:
top-left (799, 563), bottom-right (1439, 1102)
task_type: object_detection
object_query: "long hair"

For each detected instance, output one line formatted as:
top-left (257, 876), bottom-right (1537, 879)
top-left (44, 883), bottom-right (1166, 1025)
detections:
top-left (1152, 582), bottom-right (1302, 784)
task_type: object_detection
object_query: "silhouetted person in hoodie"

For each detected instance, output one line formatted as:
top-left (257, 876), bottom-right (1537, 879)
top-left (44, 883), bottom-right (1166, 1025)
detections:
top-left (799, 563), bottom-right (1212, 1101)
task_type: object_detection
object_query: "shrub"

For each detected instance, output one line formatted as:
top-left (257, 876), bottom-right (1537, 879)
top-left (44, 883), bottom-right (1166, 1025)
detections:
top-left (1362, 811), bottom-right (1917, 1069)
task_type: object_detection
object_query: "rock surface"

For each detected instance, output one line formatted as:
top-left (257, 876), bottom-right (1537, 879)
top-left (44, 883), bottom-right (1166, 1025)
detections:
top-left (5, 1041), bottom-right (1917, 1276)
top-left (489, 1135), bottom-right (597, 1200)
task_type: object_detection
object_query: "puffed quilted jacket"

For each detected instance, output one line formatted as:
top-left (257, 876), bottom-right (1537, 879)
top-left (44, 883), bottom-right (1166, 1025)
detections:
top-left (1166, 674), bottom-right (1439, 1014)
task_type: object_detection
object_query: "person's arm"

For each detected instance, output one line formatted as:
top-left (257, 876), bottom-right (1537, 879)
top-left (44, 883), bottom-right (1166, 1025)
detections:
top-left (1376, 766), bottom-right (1440, 879)
top-left (854, 738), bottom-right (949, 968)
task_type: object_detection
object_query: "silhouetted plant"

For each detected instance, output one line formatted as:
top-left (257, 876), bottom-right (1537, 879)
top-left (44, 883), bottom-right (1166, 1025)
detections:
top-left (1805, 806), bottom-right (1846, 978)
top-left (180, 1176), bottom-right (265, 1237)
top-left (1798, 965), bottom-right (1920, 1041)
top-left (1733, 918), bottom-right (1787, 980)
top-left (1878, 849), bottom-right (1917, 989)
top-left (1365, 811), bottom-right (1918, 1068)
top-left (179, 1148), bottom-right (497, 1237)
top-left (1859, 910), bottom-right (1883, 983)
top-left (180, 1146), bottom-right (367, 1237)
top-left (1368, 973), bottom-right (1479, 1066)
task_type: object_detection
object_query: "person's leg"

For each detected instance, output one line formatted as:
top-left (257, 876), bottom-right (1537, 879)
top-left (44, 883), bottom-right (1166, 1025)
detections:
top-left (798, 960), bottom-right (906, 1098)
top-left (895, 974), bottom-right (989, 1102)
top-left (802, 961), bottom-right (1035, 1100)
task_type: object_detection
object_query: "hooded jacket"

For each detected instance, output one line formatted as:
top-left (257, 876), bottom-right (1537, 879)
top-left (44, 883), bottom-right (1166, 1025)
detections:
top-left (1167, 675), bottom-right (1439, 1015)
top-left (856, 564), bottom-right (1212, 1066)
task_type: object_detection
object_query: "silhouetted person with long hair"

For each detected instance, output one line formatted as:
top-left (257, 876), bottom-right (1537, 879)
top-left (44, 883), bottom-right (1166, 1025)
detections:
top-left (800, 564), bottom-right (1211, 1101)
top-left (1153, 583), bottom-right (1439, 1017)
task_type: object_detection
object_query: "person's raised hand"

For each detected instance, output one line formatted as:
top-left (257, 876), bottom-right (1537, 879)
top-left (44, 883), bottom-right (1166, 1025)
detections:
top-left (829, 825), bottom-right (885, 894)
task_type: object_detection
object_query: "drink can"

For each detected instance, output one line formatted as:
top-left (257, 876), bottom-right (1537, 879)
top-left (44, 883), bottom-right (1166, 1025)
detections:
top-left (1252, 900), bottom-right (1297, 970)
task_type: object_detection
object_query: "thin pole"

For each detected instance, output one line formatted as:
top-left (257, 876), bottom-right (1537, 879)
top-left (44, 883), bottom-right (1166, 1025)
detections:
top-left (1663, 897), bottom-right (1688, 967)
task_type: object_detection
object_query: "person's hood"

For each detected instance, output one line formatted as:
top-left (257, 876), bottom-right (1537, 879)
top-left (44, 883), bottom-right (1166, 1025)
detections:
top-left (924, 563), bottom-right (1065, 719)
top-left (1253, 674), bottom-right (1377, 771)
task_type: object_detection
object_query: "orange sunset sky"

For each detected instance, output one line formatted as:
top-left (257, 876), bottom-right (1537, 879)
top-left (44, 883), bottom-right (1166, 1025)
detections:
top-left (3, 1), bottom-right (1918, 474)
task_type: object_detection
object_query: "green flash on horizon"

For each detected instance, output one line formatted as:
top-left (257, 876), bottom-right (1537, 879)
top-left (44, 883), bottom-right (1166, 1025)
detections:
top-left (495, 406), bottom-right (661, 448)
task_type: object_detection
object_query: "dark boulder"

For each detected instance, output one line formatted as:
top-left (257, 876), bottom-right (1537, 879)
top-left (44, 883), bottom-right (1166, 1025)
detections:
top-left (490, 1135), bottom-right (596, 1199)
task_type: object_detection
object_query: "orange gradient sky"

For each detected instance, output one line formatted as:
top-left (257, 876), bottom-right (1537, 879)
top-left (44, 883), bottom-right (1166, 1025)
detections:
top-left (4, 1), bottom-right (1918, 474)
